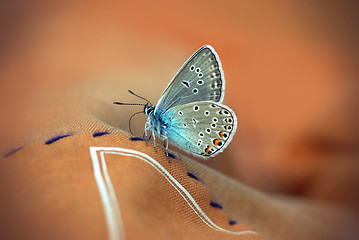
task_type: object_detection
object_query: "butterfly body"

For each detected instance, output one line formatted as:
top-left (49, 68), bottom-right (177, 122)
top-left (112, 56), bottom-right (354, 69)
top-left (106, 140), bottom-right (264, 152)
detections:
top-left (144, 103), bottom-right (168, 140)
top-left (141, 45), bottom-right (237, 159)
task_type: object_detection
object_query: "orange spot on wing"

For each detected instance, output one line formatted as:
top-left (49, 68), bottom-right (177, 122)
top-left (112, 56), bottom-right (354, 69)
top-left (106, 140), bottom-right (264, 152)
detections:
top-left (219, 131), bottom-right (224, 137)
top-left (214, 139), bottom-right (220, 146)
top-left (205, 146), bottom-right (211, 154)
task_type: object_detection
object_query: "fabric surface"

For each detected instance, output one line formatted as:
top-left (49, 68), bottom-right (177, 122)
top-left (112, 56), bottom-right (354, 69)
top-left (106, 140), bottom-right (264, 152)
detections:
top-left (1, 132), bottom-right (265, 240)
top-left (1, 1), bottom-right (359, 240)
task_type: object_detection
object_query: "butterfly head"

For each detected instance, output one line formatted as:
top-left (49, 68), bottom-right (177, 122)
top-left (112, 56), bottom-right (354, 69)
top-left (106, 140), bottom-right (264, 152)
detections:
top-left (144, 103), bottom-right (155, 116)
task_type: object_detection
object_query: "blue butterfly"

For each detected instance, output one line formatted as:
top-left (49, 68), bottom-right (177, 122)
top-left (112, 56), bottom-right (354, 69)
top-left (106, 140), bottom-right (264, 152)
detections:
top-left (115, 45), bottom-right (237, 160)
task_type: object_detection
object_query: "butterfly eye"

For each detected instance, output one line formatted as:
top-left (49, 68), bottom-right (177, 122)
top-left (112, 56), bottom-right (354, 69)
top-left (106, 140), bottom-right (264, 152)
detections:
top-left (204, 110), bottom-right (210, 116)
top-left (198, 72), bottom-right (203, 78)
top-left (178, 111), bottom-right (183, 116)
top-left (197, 80), bottom-right (204, 85)
top-left (211, 123), bottom-right (216, 128)
top-left (194, 105), bottom-right (199, 111)
top-left (195, 68), bottom-right (201, 73)
top-left (206, 128), bottom-right (211, 133)
top-left (192, 88), bottom-right (198, 94)
top-left (199, 132), bottom-right (204, 137)
top-left (197, 140), bottom-right (202, 146)
top-left (212, 117), bottom-right (218, 122)
top-left (190, 65), bottom-right (195, 71)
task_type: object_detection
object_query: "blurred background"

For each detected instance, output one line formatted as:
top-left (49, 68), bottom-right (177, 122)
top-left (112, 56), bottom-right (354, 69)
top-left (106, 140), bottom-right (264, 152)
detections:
top-left (0, 0), bottom-right (358, 209)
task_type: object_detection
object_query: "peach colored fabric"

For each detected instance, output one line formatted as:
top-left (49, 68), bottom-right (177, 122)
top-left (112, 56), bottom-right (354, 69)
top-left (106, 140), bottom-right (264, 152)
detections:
top-left (0, 133), bottom-right (265, 239)
top-left (1, 1), bottom-right (358, 240)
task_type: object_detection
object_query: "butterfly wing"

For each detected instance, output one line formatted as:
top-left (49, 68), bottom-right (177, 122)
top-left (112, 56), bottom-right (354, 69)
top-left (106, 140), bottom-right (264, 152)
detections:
top-left (155, 45), bottom-right (225, 114)
top-left (161, 101), bottom-right (237, 158)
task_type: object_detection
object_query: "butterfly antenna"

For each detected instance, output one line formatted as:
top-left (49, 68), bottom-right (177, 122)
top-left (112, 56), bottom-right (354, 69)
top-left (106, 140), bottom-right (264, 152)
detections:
top-left (128, 111), bottom-right (144, 135)
top-left (113, 102), bottom-right (146, 106)
top-left (128, 90), bottom-right (153, 105)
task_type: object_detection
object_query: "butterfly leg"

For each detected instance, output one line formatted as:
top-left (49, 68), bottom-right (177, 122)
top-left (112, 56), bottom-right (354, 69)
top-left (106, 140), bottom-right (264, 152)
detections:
top-left (144, 122), bottom-right (152, 144)
top-left (163, 137), bottom-right (171, 163)
top-left (152, 131), bottom-right (157, 152)
top-left (144, 122), bottom-right (148, 143)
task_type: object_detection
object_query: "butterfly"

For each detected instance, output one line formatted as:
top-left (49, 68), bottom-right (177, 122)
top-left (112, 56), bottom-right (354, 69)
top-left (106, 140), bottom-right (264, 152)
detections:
top-left (115, 45), bottom-right (237, 160)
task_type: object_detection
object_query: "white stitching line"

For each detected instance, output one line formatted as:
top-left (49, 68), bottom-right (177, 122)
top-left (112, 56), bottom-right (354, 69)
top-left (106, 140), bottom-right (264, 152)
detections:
top-left (90, 147), bottom-right (125, 240)
top-left (90, 146), bottom-right (258, 238)
top-left (100, 151), bottom-right (124, 237)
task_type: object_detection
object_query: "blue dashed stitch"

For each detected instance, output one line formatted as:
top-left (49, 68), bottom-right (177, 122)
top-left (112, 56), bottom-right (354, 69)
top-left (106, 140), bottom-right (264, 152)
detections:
top-left (129, 137), bottom-right (146, 141)
top-left (3, 146), bottom-right (23, 158)
top-left (229, 220), bottom-right (237, 225)
top-left (187, 172), bottom-right (200, 181)
top-left (210, 201), bottom-right (223, 209)
top-left (167, 152), bottom-right (176, 159)
top-left (45, 134), bottom-right (72, 145)
top-left (93, 131), bottom-right (110, 137)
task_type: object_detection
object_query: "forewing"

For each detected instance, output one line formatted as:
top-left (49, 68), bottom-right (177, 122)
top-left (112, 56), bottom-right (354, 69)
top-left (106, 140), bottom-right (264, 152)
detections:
top-left (155, 45), bottom-right (225, 114)
top-left (162, 102), bottom-right (237, 158)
